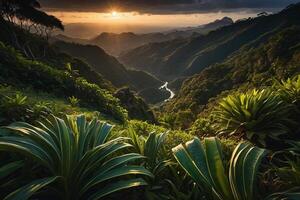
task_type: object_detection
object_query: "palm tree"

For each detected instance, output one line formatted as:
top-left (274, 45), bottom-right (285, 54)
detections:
top-left (0, 115), bottom-right (153, 200)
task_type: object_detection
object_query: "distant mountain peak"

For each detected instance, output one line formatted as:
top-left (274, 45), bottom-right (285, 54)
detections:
top-left (202, 16), bottom-right (233, 28)
top-left (220, 17), bottom-right (234, 23)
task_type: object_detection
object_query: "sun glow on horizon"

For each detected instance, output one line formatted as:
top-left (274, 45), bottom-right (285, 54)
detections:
top-left (110, 10), bottom-right (120, 19)
top-left (47, 10), bottom-right (259, 38)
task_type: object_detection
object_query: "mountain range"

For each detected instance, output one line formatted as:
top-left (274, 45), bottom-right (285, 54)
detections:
top-left (55, 17), bottom-right (233, 56)
top-left (162, 4), bottom-right (300, 114)
top-left (120, 5), bottom-right (300, 87)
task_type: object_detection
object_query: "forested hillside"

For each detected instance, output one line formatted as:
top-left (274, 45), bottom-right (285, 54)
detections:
top-left (0, 10), bottom-right (156, 122)
top-left (165, 26), bottom-right (300, 115)
top-left (120, 4), bottom-right (300, 82)
top-left (54, 41), bottom-right (163, 92)
top-left (0, 1), bottom-right (300, 200)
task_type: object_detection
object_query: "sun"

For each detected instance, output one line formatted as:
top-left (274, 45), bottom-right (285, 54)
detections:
top-left (111, 11), bottom-right (118, 17)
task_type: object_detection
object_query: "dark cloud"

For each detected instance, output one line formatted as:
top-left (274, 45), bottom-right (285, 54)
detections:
top-left (40, 0), bottom-right (299, 13)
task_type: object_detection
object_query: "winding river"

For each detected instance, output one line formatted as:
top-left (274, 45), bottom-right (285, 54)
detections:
top-left (159, 82), bottom-right (175, 102)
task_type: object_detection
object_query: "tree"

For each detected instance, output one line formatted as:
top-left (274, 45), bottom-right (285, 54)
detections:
top-left (0, 0), bottom-right (64, 58)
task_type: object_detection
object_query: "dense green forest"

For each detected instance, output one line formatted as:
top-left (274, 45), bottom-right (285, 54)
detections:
top-left (0, 0), bottom-right (300, 200)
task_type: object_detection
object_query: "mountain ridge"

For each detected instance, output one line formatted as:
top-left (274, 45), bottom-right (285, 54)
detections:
top-left (119, 4), bottom-right (300, 83)
top-left (54, 17), bottom-right (233, 56)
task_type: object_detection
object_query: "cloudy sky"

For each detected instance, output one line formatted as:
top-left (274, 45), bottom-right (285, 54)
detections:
top-left (40, 0), bottom-right (299, 38)
top-left (40, 0), bottom-right (298, 13)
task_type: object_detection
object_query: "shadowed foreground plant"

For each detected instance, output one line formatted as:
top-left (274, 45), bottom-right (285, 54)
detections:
top-left (128, 127), bottom-right (171, 175)
top-left (173, 137), bottom-right (267, 200)
top-left (265, 188), bottom-right (300, 200)
top-left (0, 115), bottom-right (153, 200)
top-left (274, 74), bottom-right (300, 107)
top-left (128, 127), bottom-right (174, 199)
top-left (0, 160), bottom-right (23, 192)
top-left (213, 89), bottom-right (294, 147)
top-left (266, 140), bottom-right (300, 199)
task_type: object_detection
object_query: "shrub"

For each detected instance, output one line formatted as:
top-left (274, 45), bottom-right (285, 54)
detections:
top-left (274, 74), bottom-right (300, 107)
top-left (0, 93), bottom-right (30, 124)
top-left (128, 120), bottom-right (165, 136)
top-left (158, 113), bottom-right (177, 129)
top-left (174, 110), bottom-right (195, 130)
top-left (274, 75), bottom-right (300, 135)
top-left (213, 89), bottom-right (295, 147)
top-left (68, 96), bottom-right (79, 107)
top-left (0, 42), bottom-right (127, 122)
top-left (189, 117), bottom-right (214, 137)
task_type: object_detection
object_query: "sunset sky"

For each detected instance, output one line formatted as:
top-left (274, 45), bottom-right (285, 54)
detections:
top-left (39, 0), bottom-right (299, 38)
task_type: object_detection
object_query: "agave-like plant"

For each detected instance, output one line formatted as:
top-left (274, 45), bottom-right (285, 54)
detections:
top-left (275, 74), bottom-right (300, 106)
top-left (172, 137), bottom-right (267, 200)
top-left (0, 115), bottom-right (153, 200)
top-left (128, 127), bottom-right (171, 175)
top-left (0, 160), bottom-right (23, 190)
top-left (269, 140), bottom-right (300, 191)
top-left (128, 127), bottom-right (174, 199)
top-left (213, 89), bottom-right (294, 147)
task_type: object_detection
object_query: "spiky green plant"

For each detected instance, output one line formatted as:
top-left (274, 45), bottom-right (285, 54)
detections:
top-left (275, 74), bottom-right (300, 106)
top-left (0, 115), bottom-right (153, 200)
top-left (128, 127), bottom-right (171, 175)
top-left (173, 137), bottom-right (267, 200)
top-left (270, 140), bottom-right (300, 188)
top-left (0, 93), bottom-right (30, 124)
top-left (1, 93), bottom-right (27, 107)
top-left (263, 140), bottom-right (300, 200)
top-left (0, 161), bottom-right (23, 188)
top-left (128, 127), bottom-right (174, 199)
top-left (68, 96), bottom-right (80, 107)
top-left (213, 89), bottom-right (294, 147)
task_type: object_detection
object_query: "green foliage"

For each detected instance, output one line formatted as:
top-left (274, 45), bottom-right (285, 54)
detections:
top-left (128, 120), bottom-right (165, 136)
top-left (114, 87), bottom-right (156, 122)
top-left (174, 110), bottom-right (195, 130)
top-left (0, 161), bottom-right (23, 186)
top-left (158, 113), bottom-right (177, 129)
top-left (213, 89), bottom-right (295, 147)
top-left (274, 74), bottom-right (300, 109)
top-left (265, 141), bottom-right (300, 200)
top-left (0, 86), bottom-right (105, 125)
top-left (269, 141), bottom-right (300, 189)
top-left (1, 93), bottom-right (27, 107)
top-left (164, 24), bottom-right (300, 116)
top-left (265, 188), bottom-right (300, 200)
top-left (0, 115), bottom-right (152, 199)
top-left (128, 127), bottom-right (170, 175)
top-left (173, 137), bottom-right (267, 200)
top-left (189, 117), bottom-right (214, 137)
top-left (0, 92), bottom-right (31, 124)
top-left (128, 120), bottom-right (194, 156)
top-left (68, 96), bottom-right (79, 107)
top-left (0, 42), bottom-right (128, 122)
top-left (158, 110), bottom-right (195, 130)
top-left (126, 126), bottom-right (201, 200)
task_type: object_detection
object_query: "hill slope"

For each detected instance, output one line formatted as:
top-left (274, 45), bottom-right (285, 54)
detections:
top-left (54, 41), bottom-right (165, 103)
top-left (119, 4), bottom-right (300, 82)
top-left (0, 19), bottom-right (157, 121)
top-left (56, 17), bottom-right (232, 56)
top-left (165, 21), bottom-right (300, 114)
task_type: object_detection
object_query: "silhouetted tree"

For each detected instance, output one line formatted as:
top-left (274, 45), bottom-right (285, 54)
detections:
top-left (0, 0), bottom-right (64, 57)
